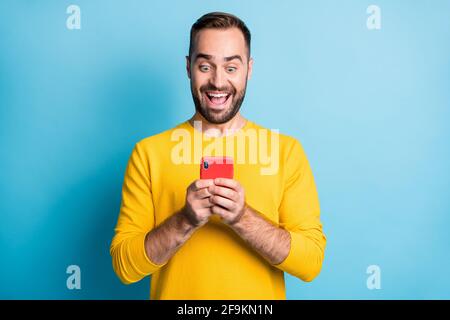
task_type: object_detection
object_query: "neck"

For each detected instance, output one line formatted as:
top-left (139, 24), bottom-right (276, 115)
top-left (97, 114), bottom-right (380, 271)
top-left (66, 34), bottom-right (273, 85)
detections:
top-left (188, 112), bottom-right (247, 137)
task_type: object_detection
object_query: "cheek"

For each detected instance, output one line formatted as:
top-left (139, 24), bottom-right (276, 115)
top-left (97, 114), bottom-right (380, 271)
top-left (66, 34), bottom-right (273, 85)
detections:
top-left (192, 73), bottom-right (209, 90)
top-left (231, 72), bottom-right (248, 90)
top-left (231, 79), bottom-right (246, 93)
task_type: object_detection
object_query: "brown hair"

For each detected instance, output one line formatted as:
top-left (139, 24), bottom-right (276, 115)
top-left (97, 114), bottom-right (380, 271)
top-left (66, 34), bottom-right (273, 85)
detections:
top-left (189, 12), bottom-right (251, 59)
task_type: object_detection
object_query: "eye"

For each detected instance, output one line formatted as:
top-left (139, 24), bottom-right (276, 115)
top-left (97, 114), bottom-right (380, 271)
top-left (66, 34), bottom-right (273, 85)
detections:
top-left (199, 65), bottom-right (210, 72)
top-left (226, 66), bottom-right (237, 73)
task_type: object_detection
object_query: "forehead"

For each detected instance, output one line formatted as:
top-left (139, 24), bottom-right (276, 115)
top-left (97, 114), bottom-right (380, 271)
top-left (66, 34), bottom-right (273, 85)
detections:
top-left (192, 27), bottom-right (248, 59)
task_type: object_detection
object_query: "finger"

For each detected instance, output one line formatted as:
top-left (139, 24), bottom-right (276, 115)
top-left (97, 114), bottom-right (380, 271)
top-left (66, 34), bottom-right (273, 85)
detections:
top-left (214, 178), bottom-right (240, 191)
top-left (209, 185), bottom-right (238, 201)
top-left (210, 195), bottom-right (236, 211)
top-left (194, 187), bottom-right (212, 199)
top-left (193, 197), bottom-right (214, 209)
top-left (192, 179), bottom-right (214, 191)
top-left (211, 205), bottom-right (229, 217)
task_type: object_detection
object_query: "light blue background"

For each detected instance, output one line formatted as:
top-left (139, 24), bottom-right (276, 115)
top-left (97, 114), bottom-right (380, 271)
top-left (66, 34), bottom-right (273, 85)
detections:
top-left (1, 0), bottom-right (449, 299)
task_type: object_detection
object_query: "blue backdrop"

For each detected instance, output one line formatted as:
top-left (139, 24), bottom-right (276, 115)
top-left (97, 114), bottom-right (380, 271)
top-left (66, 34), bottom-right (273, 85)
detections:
top-left (1, 0), bottom-right (449, 299)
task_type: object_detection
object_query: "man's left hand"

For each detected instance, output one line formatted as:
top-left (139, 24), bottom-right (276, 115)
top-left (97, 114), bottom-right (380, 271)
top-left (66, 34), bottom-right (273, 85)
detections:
top-left (208, 178), bottom-right (246, 225)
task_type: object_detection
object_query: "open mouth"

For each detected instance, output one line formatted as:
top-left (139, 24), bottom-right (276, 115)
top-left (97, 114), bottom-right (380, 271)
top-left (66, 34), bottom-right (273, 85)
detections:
top-left (203, 91), bottom-right (232, 108)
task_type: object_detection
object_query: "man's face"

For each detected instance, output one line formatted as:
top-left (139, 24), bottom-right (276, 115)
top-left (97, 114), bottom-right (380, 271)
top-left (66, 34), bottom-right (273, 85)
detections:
top-left (187, 27), bottom-right (253, 124)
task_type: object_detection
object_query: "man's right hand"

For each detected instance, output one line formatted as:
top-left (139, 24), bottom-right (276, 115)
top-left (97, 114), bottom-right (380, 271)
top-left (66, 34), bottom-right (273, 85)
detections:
top-left (182, 179), bottom-right (215, 227)
top-left (144, 179), bottom-right (215, 265)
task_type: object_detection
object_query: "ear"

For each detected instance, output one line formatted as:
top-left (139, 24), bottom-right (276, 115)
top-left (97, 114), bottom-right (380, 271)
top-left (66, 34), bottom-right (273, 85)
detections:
top-left (247, 57), bottom-right (253, 80)
top-left (186, 55), bottom-right (191, 79)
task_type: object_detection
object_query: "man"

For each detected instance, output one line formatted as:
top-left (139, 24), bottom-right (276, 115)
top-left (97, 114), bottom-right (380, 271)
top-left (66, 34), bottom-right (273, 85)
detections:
top-left (110, 12), bottom-right (326, 300)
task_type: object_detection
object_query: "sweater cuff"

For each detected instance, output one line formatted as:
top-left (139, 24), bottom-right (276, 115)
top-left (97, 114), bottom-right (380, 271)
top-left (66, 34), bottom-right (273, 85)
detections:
top-left (131, 232), bottom-right (166, 275)
top-left (273, 230), bottom-right (305, 278)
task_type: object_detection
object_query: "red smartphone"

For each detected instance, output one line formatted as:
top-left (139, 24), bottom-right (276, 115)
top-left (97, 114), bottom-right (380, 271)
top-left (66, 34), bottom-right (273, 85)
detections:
top-left (200, 156), bottom-right (234, 180)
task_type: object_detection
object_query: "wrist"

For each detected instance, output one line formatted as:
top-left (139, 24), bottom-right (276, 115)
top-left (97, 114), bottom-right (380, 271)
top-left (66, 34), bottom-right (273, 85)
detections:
top-left (229, 204), bottom-right (250, 230)
top-left (179, 206), bottom-right (201, 230)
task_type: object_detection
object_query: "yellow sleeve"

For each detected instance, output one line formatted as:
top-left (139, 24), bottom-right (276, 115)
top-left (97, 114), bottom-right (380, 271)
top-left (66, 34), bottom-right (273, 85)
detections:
top-left (110, 142), bottom-right (165, 284)
top-left (274, 138), bottom-right (327, 282)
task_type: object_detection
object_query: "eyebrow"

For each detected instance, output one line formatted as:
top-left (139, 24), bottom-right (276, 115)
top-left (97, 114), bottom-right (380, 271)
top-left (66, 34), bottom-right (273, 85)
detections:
top-left (194, 53), bottom-right (243, 63)
top-left (224, 55), bottom-right (243, 63)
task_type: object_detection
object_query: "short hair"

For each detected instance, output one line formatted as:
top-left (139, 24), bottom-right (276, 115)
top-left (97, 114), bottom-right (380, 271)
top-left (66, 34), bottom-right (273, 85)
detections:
top-left (189, 12), bottom-right (251, 59)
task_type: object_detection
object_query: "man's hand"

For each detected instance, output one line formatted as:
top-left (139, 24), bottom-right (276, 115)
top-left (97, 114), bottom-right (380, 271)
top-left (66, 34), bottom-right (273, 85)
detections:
top-left (209, 177), bottom-right (291, 265)
top-left (209, 178), bottom-right (246, 225)
top-left (143, 179), bottom-right (214, 265)
top-left (183, 179), bottom-right (215, 227)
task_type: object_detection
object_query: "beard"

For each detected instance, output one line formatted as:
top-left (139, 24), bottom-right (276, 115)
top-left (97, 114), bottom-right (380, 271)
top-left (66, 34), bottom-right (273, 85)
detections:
top-left (190, 80), bottom-right (247, 125)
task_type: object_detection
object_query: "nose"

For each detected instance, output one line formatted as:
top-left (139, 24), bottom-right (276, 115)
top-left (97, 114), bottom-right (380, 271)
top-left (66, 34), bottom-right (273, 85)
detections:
top-left (210, 68), bottom-right (226, 89)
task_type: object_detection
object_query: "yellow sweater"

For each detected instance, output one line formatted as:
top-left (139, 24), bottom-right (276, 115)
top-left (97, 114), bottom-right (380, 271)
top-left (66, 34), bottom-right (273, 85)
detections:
top-left (110, 120), bottom-right (326, 300)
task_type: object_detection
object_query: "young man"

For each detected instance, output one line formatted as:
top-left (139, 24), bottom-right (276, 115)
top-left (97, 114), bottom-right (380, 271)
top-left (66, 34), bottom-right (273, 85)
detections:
top-left (110, 12), bottom-right (326, 300)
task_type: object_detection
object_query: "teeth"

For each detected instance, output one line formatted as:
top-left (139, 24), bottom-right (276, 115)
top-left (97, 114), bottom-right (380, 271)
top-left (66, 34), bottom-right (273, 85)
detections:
top-left (207, 93), bottom-right (229, 98)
